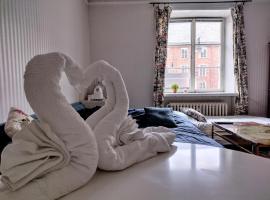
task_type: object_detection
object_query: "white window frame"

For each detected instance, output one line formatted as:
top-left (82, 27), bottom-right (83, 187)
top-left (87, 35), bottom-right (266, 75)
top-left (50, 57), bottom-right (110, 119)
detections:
top-left (180, 48), bottom-right (188, 58)
top-left (168, 17), bottom-right (225, 93)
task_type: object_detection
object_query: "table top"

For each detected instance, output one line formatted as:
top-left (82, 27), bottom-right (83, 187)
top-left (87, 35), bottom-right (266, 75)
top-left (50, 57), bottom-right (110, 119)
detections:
top-left (61, 143), bottom-right (270, 200)
top-left (213, 122), bottom-right (270, 145)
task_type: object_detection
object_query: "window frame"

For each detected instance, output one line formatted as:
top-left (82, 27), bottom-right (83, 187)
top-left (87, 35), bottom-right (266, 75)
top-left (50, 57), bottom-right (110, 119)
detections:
top-left (167, 17), bottom-right (225, 93)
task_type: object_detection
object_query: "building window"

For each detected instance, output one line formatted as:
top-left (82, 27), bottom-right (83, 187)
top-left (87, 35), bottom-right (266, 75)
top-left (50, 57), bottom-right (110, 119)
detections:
top-left (181, 65), bottom-right (189, 73)
top-left (199, 81), bottom-right (206, 89)
top-left (199, 65), bottom-right (207, 76)
top-left (200, 47), bottom-right (207, 58)
top-left (181, 48), bottom-right (188, 58)
top-left (165, 18), bottom-right (224, 93)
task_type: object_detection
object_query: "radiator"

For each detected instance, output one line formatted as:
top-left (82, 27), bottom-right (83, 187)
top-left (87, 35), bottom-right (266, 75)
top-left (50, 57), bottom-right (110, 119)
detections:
top-left (168, 102), bottom-right (228, 116)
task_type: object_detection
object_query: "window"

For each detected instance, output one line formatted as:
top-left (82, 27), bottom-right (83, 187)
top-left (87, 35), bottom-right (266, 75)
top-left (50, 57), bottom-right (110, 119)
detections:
top-left (181, 48), bottom-right (188, 58)
top-left (200, 47), bottom-right (207, 58)
top-left (181, 65), bottom-right (189, 74)
top-left (198, 65), bottom-right (207, 76)
top-left (198, 81), bottom-right (206, 89)
top-left (165, 18), bottom-right (224, 93)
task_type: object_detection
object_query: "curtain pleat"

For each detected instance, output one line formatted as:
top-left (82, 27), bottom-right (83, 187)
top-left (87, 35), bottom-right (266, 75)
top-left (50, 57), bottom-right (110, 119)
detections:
top-left (153, 6), bottom-right (171, 107)
top-left (231, 3), bottom-right (249, 115)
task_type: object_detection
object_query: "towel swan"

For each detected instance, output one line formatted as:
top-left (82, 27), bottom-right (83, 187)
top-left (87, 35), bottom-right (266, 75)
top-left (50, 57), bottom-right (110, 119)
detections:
top-left (0, 53), bottom-right (98, 200)
top-left (81, 60), bottom-right (175, 171)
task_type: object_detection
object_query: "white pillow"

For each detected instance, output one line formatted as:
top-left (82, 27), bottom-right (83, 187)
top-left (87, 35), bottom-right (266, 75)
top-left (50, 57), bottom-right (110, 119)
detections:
top-left (4, 107), bottom-right (33, 138)
top-left (175, 111), bottom-right (212, 135)
top-left (180, 108), bottom-right (207, 122)
top-left (192, 121), bottom-right (213, 135)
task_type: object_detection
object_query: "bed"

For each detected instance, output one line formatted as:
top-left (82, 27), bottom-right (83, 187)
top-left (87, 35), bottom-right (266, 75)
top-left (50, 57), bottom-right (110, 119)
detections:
top-left (0, 103), bottom-right (221, 158)
top-left (128, 108), bottom-right (221, 148)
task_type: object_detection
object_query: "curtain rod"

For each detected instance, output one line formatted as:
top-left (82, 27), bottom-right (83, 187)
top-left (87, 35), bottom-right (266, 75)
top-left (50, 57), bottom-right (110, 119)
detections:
top-left (150, 0), bottom-right (252, 5)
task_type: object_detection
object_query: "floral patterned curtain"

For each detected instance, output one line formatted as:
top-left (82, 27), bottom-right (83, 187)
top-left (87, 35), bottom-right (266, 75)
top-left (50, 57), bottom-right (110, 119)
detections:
top-left (153, 5), bottom-right (171, 107)
top-left (231, 3), bottom-right (249, 115)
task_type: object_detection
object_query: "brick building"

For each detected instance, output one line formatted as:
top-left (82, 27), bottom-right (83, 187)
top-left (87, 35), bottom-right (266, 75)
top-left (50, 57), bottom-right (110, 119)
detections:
top-left (165, 44), bottom-right (221, 93)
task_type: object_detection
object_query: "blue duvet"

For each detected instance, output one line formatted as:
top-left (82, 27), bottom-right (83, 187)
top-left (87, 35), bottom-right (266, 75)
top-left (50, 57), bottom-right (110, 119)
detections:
top-left (128, 109), bottom-right (222, 148)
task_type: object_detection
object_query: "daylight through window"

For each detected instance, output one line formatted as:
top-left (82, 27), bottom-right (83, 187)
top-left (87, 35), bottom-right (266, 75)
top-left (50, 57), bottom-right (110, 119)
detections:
top-left (165, 18), bottom-right (224, 93)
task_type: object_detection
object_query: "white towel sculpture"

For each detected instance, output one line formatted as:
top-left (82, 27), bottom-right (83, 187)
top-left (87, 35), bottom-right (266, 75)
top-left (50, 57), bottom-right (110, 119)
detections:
top-left (81, 61), bottom-right (175, 170)
top-left (0, 53), bottom-right (175, 199)
top-left (0, 53), bottom-right (98, 200)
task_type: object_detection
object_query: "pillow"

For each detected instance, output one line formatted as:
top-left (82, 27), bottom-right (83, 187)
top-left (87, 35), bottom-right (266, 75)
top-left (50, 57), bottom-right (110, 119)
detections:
top-left (180, 108), bottom-right (207, 122)
top-left (144, 107), bottom-right (173, 115)
top-left (195, 121), bottom-right (213, 135)
top-left (4, 107), bottom-right (33, 138)
top-left (135, 107), bottom-right (177, 128)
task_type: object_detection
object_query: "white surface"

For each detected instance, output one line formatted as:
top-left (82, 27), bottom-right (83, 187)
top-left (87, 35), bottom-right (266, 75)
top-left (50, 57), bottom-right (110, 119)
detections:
top-left (164, 92), bottom-right (237, 97)
top-left (61, 143), bottom-right (270, 200)
top-left (171, 10), bottom-right (231, 18)
top-left (207, 115), bottom-right (270, 125)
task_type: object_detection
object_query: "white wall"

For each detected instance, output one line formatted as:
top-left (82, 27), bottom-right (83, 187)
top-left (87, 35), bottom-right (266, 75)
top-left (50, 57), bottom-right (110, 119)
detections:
top-left (244, 2), bottom-right (270, 116)
top-left (88, 4), bottom-right (155, 108)
top-left (0, 0), bottom-right (90, 122)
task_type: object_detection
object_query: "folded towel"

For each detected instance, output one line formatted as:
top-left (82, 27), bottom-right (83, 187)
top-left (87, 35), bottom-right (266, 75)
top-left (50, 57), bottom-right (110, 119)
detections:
top-left (117, 116), bottom-right (144, 145)
top-left (0, 52), bottom-right (98, 200)
top-left (82, 61), bottom-right (175, 171)
top-left (143, 127), bottom-right (176, 152)
top-left (0, 120), bottom-right (70, 191)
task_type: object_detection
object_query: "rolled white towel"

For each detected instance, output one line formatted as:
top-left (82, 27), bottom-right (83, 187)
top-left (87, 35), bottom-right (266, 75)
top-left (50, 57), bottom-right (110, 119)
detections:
top-left (143, 127), bottom-right (176, 152)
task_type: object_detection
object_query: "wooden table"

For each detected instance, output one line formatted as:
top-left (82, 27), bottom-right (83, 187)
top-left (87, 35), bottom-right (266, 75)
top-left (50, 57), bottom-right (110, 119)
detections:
top-left (212, 122), bottom-right (270, 156)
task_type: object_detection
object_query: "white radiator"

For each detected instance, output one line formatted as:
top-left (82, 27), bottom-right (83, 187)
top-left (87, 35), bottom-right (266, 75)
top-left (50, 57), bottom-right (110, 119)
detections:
top-left (168, 102), bottom-right (228, 116)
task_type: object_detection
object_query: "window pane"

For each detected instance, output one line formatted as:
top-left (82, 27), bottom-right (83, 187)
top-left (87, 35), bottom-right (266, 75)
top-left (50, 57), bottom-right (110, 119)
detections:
top-left (165, 22), bottom-right (191, 93)
top-left (168, 22), bottom-right (191, 45)
top-left (195, 45), bottom-right (221, 91)
top-left (196, 22), bottom-right (221, 44)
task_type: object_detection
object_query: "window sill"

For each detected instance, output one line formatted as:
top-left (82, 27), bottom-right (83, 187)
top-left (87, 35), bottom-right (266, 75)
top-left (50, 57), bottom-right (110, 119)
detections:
top-left (164, 92), bottom-right (238, 97)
